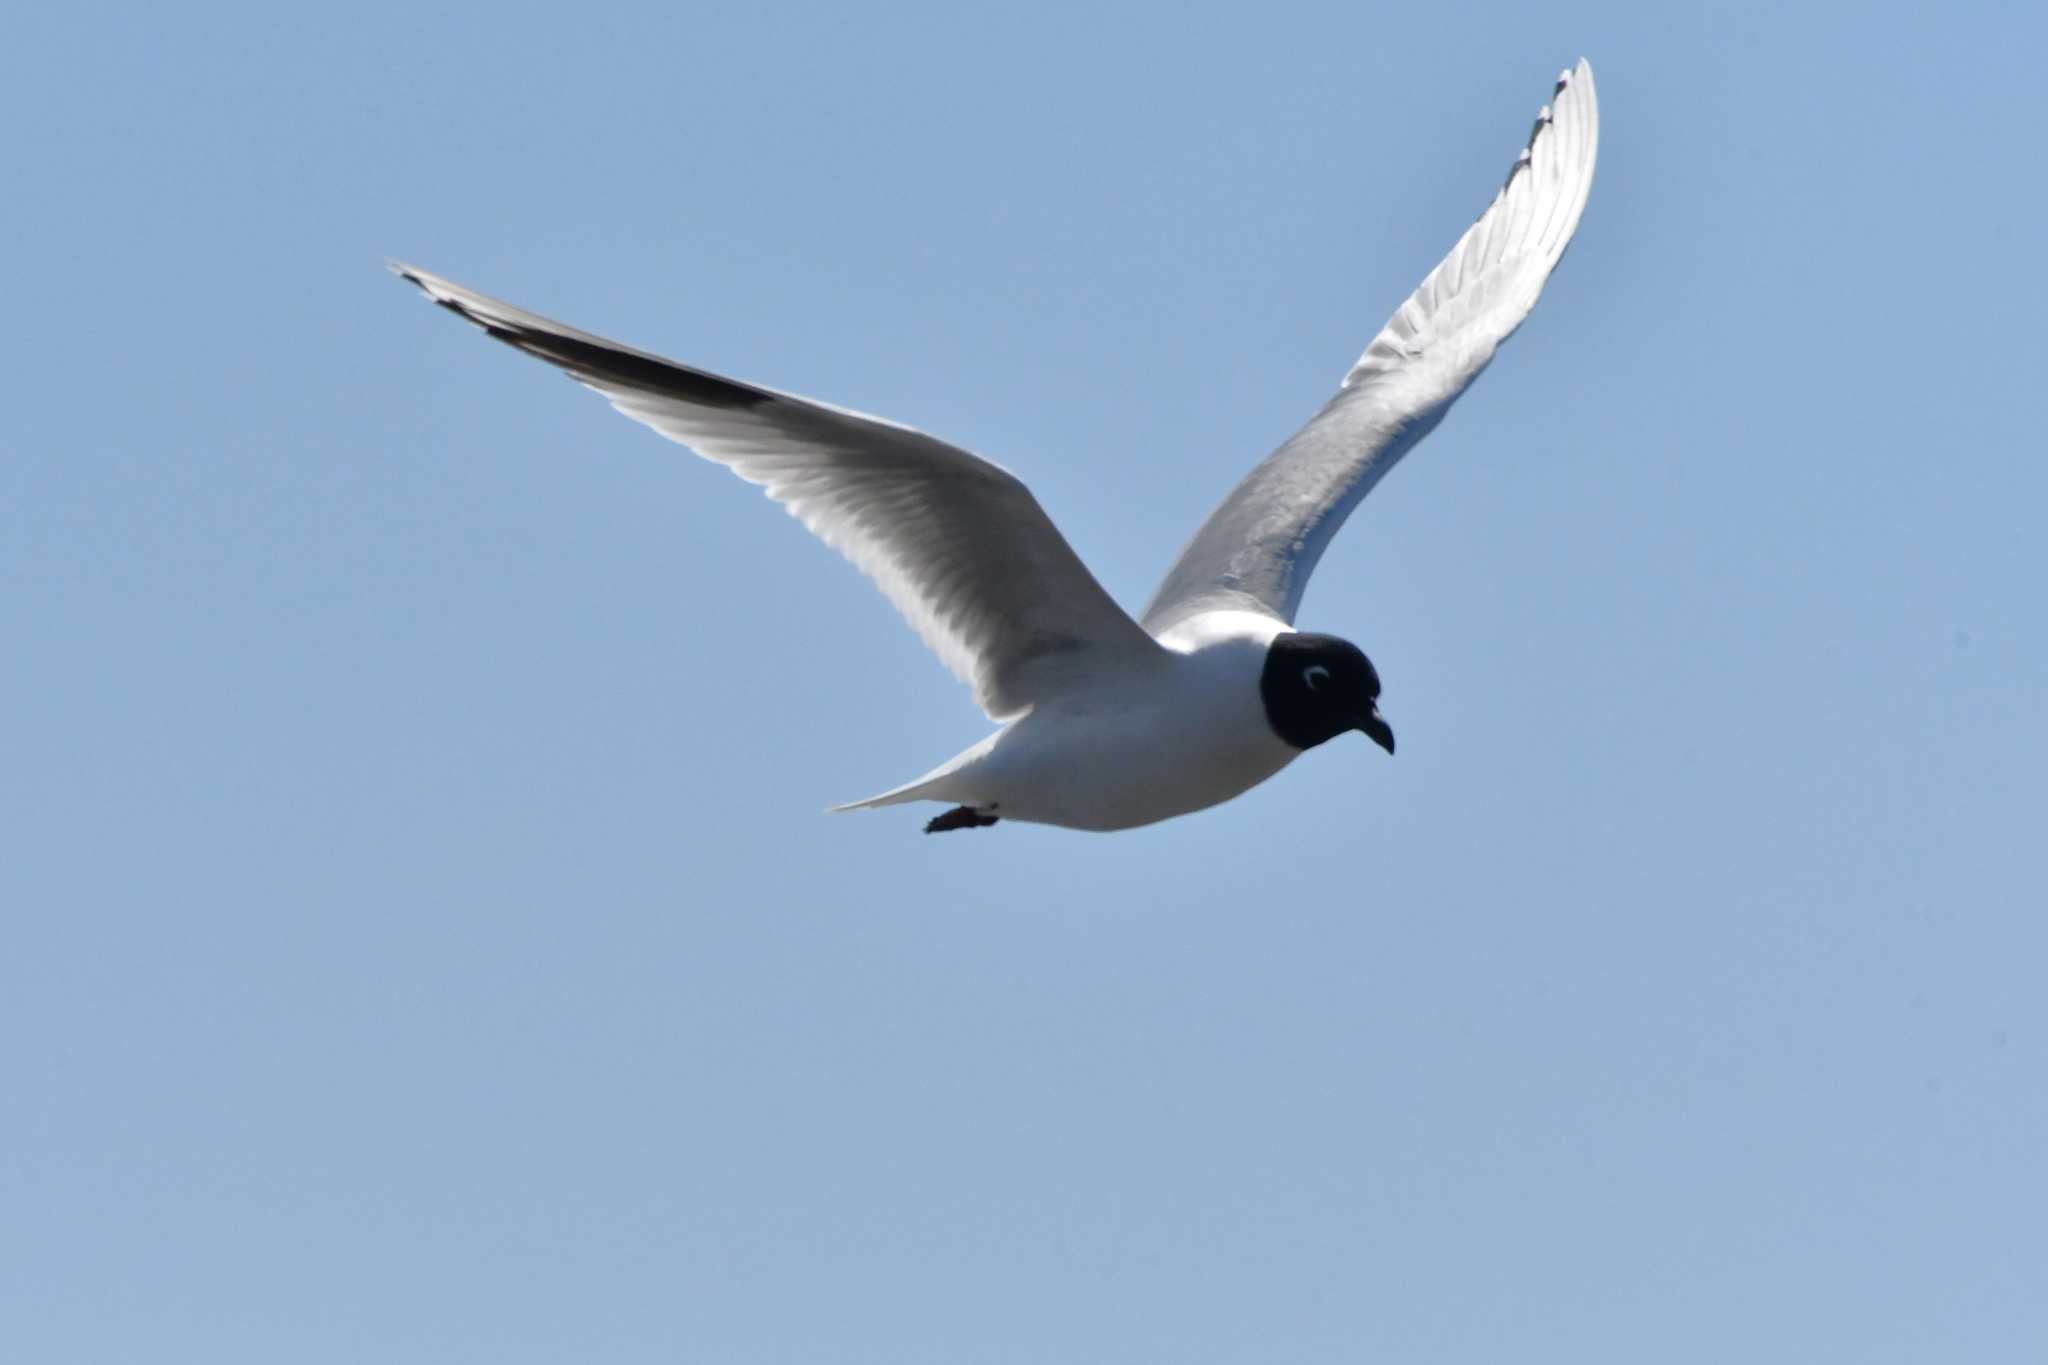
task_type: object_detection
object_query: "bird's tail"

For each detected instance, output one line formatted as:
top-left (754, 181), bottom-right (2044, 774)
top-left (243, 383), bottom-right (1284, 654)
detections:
top-left (826, 772), bottom-right (951, 814)
top-left (825, 735), bottom-right (995, 814)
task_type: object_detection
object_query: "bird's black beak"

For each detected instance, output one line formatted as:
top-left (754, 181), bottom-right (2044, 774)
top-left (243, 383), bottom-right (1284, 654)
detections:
top-left (1357, 705), bottom-right (1395, 755)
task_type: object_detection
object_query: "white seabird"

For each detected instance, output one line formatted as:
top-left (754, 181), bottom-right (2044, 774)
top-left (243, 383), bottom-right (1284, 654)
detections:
top-left (394, 59), bottom-right (1598, 833)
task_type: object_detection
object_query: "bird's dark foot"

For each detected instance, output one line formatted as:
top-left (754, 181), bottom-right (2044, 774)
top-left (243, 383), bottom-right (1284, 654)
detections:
top-left (925, 805), bottom-right (1000, 834)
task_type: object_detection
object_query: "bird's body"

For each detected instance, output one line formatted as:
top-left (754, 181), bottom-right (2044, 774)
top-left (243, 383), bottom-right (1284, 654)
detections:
top-left (848, 611), bottom-right (1296, 832)
top-left (393, 60), bottom-right (1599, 833)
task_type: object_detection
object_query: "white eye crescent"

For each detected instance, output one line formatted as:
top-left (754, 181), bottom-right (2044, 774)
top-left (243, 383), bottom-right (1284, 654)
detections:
top-left (1302, 664), bottom-right (1331, 691)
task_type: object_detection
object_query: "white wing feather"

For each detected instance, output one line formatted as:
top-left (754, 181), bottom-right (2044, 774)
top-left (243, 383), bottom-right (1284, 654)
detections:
top-left (1143, 59), bottom-right (1599, 635)
top-left (394, 264), bottom-right (1164, 720)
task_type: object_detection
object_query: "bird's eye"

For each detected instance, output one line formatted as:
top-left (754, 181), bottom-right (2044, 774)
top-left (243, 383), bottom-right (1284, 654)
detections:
top-left (1302, 664), bottom-right (1331, 692)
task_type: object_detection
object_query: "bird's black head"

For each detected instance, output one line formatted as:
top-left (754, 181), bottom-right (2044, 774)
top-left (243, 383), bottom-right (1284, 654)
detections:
top-left (1259, 633), bottom-right (1395, 755)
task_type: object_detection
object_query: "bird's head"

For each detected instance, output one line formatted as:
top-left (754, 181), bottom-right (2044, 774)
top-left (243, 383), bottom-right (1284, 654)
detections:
top-left (1259, 632), bottom-right (1394, 755)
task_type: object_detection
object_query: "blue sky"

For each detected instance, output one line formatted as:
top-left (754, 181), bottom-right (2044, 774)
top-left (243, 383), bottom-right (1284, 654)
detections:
top-left (5, 2), bottom-right (2043, 1360)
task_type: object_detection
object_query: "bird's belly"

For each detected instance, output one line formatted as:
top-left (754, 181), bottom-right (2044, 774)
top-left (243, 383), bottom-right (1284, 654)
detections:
top-left (968, 700), bottom-right (1298, 832)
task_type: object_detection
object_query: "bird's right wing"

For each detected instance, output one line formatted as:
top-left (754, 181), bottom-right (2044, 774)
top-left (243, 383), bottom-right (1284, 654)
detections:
top-left (394, 264), bottom-right (1165, 720)
top-left (1143, 60), bottom-right (1598, 636)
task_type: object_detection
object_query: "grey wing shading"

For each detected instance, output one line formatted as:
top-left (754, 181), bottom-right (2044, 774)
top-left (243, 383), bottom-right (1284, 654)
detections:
top-left (393, 264), bottom-right (1164, 720)
top-left (1142, 59), bottom-right (1599, 636)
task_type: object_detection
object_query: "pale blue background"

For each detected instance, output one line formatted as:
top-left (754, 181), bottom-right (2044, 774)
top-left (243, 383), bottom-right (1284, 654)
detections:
top-left (5, 2), bottom-right (2043, 1360)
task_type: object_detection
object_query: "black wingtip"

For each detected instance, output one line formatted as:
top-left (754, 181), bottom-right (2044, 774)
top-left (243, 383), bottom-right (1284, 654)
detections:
top-left (1501, 80), bottom-right (1564, 193)
top-left (389, 265), bottom-right (775, 414)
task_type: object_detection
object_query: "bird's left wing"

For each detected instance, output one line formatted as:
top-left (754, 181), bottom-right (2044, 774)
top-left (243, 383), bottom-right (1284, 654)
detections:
top-left (1142, 59), bottom-right (1599, 636)
top-left (394, 264), bottom-right (1165, 720)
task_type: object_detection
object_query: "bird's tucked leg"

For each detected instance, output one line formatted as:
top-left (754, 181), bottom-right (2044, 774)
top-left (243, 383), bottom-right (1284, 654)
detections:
top-left (925, 805), bottom-right (1000, 834)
